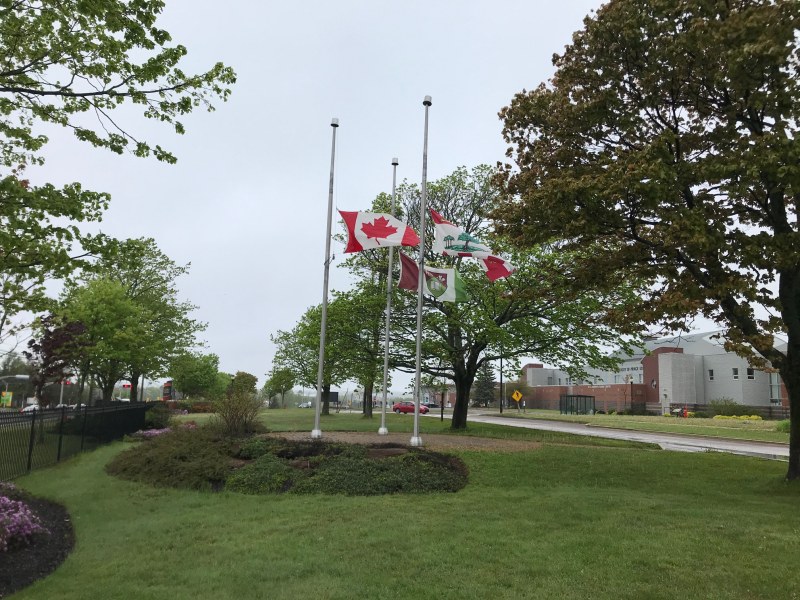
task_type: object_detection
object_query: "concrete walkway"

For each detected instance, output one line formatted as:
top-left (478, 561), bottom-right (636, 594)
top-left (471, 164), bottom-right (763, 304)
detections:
top-left (462, 413), bottom-right (789, 461)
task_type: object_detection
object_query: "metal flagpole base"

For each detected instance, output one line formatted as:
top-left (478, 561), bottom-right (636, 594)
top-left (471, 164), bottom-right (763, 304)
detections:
top-left (409, 436), bottom-right (423, 447)
top-left (311, 429), bottom-right (322, 439)
top-left (378, 427), bottom-right (389, 435)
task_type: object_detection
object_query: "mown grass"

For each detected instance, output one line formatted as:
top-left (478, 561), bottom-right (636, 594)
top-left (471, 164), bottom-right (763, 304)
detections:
top-left (10, 413), bottom-right (800, 600)
top-left (176, 409), bottom-right (656, 449)
top-left (496, 409), bottom-right (790, 444)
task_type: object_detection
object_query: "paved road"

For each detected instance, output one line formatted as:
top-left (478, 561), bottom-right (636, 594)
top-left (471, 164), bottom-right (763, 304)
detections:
top-left (463, 413), bottom-right (789, 461)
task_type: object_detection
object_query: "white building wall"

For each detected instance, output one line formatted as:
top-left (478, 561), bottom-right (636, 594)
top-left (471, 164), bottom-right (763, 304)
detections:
top-left (703, 355), bottom-right (745, 403)
top-left (659, 353), bottom-right (697, 407)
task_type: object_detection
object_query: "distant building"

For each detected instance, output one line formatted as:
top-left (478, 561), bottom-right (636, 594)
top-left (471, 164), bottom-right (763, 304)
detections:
top-left (522, 331), bottom-right (787, 413)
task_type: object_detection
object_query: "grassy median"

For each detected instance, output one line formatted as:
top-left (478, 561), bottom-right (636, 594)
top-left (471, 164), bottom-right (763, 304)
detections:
top-left (10, 410), bottom-right (800, 600)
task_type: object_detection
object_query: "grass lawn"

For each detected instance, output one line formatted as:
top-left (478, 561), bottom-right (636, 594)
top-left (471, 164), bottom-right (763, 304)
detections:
top-left (493, 409), bottom-right (790, 444)
top-left (10, 410), bottom-right (800, 599)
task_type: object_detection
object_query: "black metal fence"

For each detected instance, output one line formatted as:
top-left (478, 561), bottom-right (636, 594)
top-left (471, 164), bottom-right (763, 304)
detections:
top-left (0, 403), bottom-right (148, 480)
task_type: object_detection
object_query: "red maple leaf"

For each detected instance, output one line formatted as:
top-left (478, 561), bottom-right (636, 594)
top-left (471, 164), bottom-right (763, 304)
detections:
top-left (361, 216), bottom-right (398, 240)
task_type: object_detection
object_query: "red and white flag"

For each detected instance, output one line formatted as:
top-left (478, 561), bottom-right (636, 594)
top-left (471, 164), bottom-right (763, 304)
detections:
top-left (478, 255), bottom-right (515, 282)
top-left (429, 209), bottom-right (515, 280)
top-left (339, 211), bottom-right (420, 253)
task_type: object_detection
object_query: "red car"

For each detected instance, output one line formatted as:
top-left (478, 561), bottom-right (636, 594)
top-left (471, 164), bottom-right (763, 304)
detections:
top-left (392, 401), bottom-right (429, 414)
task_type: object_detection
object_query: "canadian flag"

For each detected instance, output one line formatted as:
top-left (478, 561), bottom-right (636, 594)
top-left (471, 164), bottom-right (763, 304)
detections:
top-left (339, 211), bottom-right (420, 253)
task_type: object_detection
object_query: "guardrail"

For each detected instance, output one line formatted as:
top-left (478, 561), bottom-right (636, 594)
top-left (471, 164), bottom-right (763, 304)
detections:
top-left (0, 403), bottom-right (148, 480)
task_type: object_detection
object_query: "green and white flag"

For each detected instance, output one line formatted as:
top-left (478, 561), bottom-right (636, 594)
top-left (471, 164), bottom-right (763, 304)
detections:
top-left (398, 252), bottom-right (468, 302)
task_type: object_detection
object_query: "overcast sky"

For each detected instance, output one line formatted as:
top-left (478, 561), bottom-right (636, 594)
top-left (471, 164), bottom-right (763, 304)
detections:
top-left (25, 1), bottom-right (620, 390)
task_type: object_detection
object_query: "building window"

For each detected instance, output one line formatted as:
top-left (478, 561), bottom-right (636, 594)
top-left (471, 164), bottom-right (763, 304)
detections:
top-left (769, 373), bottom-right (782, 404)
top-left (547, 377), bottom-right (553, 385)
top-left (708, 370), bottom-right (714, 381)
top-left (732, 368), bottom-right (739, 380)
top-left (747, 368), bottom-right (755, 380)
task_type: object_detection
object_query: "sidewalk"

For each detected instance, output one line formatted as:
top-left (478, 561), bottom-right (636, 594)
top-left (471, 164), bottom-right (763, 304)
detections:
top-left (463, 412), bottom-right (789, 461)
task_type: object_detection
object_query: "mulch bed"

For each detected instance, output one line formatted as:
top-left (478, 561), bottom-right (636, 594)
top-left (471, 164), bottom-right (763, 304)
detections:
top-left (0, 494), bottom-right (75, 599)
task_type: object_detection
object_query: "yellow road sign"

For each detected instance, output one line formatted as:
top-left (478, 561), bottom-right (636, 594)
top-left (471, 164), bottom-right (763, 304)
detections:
top-left (512, 390), bottom-right (522, 402)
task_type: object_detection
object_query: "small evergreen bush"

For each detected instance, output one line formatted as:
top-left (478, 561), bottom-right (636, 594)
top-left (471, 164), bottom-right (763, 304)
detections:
top-left (776, 419), bottom-right (790, 433)
top-left (106, 428), bottom-right (234, 491)
top-left (226, 454), bottom-right (297, 494)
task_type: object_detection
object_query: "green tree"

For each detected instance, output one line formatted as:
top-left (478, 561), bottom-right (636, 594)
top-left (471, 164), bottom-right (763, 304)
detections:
top-left (0, 1), bottom-right (235, 341)
top-left (61, 278), bottom-right (146, 402)
top-left (83, 238), bottom-right (204, 401)
top-left (495, 0), bottom-right (800, 478)
top-left (0, 351), bottom-right (32, 378)
top-left (389, 166), bottom-right (638, 429)
top-left (169, 352), bottom-right (221, 400)
top-left (271, 302), bottom-right (352, 416)
top-left (473, 362), bottom-right (495, 408)
top-left (265, 367), bottom-right (295, 408)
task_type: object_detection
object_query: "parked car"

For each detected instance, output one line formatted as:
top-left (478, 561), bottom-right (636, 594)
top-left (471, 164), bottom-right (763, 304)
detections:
top-left (392, 401), bottom-right (429, 414)
top-left (297, 401), bottom-right (313, 408)
top-left (422, 401), bottom-right (440, 409)
top-left (20, 404), bottom-right (39, 413)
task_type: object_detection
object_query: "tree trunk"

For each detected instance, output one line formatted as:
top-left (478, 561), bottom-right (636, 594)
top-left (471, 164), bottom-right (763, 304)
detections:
top-left (101, 381), bottom-right (115, 403)
top-left (321, 384), bottom-right (330, 416)
top-left (783, 342), bottom-right (800, 480)
top-left (450, 372), bottom-right (476, 430)
top-left (362, 381), bottom-right (374, 418)
top-left (130, 371), bottom-right (140, 404)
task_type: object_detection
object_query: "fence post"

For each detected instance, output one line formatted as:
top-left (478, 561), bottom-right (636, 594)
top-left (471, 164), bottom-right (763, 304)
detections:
top-left (26, 409), bottom-right (37, 473)
top-left (80, 404), bottom-right (88, 451)
top-left (57, 405), bottom-right (66, 462)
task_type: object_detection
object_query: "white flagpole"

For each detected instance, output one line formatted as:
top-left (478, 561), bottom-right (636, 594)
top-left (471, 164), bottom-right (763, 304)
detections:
top-left (411, 96), bottom-right (432, 447)
top-left (379, 157), bottom-right (399, 436)
top-left (312, 117), bottom-right (339, 439)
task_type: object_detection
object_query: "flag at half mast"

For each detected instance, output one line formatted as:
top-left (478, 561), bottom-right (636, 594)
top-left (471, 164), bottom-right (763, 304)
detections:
top-left (398, 252), bottom-right (468, 303)
top-left (429, 209), bottom-right (515, 281)
top-left (339, 210), bottom-right (420, 253)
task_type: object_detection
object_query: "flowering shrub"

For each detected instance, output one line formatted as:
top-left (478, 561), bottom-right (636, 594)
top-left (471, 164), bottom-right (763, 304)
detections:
top-left (0, 493), bottom-right (49, 552)
top-left (136, 428), bottom-right (172, 438)
top-left (712, 415), bottom-right (763, 421)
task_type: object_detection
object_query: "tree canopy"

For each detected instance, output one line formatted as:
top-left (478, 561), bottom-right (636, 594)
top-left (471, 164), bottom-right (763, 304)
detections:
top-left (0, 0), bottom-right (234, 342)
top-left (494, 0), bottom-right (800, 477)
top-left (354, 165), bottom-right (640, 429)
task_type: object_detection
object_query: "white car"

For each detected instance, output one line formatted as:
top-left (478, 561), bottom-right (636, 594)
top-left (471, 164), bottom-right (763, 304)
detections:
top-left (20, 404), bottom-right (39, 413)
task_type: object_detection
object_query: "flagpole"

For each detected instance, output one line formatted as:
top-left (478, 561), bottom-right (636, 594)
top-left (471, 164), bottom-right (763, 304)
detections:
top-left (411, 96), bottom-right (432, 447)
top-left (312, 117), bottom-right (339, 439)
top-left (379, 157), bottom-right (399, 436)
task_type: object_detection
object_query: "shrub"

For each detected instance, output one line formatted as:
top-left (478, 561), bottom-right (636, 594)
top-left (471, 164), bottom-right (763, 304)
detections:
top-left (776, 419), bottom-right (790, 433)
top-left (226, 454), bottom-right (297, 494)
top-left (709, 398), bottom-right (751, 417)
top-left (144, 403), bottom-right (172, 429)
top-left (712, 414), bottom-right (763, 421)
top-left (214, 391), bottom-right (263, 436)
top-left (189, 401), bottom-right (215, 413)
top-left (106, 427), bottom-right (234, 491)
top-left (293, 449), bottom-right (468, 496)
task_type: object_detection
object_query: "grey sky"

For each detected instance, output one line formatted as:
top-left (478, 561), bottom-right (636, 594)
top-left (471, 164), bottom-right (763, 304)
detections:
top-left (26, 1), bottom-right (613, 388)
